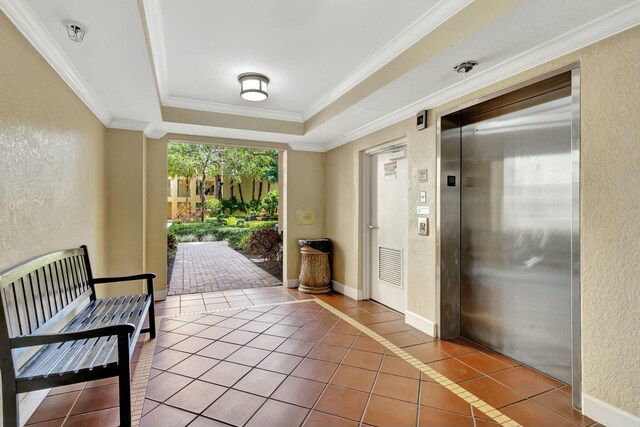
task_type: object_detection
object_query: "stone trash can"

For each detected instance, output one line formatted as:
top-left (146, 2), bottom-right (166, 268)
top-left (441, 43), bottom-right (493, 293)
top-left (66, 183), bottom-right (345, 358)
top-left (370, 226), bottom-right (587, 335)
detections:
top-left (298, 238), bottom-right (332, 294)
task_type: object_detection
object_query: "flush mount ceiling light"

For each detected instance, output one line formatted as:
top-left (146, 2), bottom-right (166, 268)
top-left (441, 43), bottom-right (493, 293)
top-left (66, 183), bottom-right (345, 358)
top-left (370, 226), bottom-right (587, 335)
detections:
top-left (238, 72), bottom-right (269, 101)
top-left (63, 20), bottom-right (87, 42)
top-left (453, 60), bottom-right (478, 74)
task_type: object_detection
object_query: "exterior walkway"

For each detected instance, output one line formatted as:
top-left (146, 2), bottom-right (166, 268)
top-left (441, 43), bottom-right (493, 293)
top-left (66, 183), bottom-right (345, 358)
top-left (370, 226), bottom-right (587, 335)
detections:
top-left (169, 242), bottom-right (282, 295)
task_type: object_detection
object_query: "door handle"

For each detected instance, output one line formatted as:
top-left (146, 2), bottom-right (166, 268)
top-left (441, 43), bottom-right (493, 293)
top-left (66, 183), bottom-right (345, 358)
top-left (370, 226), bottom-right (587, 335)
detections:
top-left (368, 225), bottom-right (377, 229)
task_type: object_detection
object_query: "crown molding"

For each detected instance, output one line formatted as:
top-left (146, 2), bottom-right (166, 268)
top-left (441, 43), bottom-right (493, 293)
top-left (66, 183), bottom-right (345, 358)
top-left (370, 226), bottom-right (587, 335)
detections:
top-left (323, 0), bottom-right (640, 152)
top-left (141, 0), bottom-right (169, 102)
top-left (0, 0), bottom-right (112, 126)
top-left (144, 123), bottom-right (168, 139)
top-left (301, 0), bottom-right (473, 121)
top-left (164, 96), bottom-right (304, 123)
top-left (108, 118), bottom-right (148, 131)
top-left (108, 119), bottom-right (168, 139)
top-left (287, 141), bottom-right (325, 152)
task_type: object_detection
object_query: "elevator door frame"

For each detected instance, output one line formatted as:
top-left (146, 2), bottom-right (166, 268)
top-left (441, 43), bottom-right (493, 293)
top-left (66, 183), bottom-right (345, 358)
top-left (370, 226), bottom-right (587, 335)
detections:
top-left (435, 65), bottom-right (582, 409)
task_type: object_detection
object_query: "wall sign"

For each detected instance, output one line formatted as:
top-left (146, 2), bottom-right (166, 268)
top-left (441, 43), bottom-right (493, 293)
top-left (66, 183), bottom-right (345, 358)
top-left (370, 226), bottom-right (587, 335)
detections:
top-left (384, 161), bottom-right (397, 180)
top-left (447, 175), bottom-right (456, 187)
top-left (296, 210), bottom-right (316, 225)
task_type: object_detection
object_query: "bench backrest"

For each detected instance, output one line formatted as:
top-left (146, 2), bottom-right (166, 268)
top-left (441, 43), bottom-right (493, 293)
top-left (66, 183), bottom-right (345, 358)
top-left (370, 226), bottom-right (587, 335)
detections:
top-left (0, 246), bottom-right (95, 339)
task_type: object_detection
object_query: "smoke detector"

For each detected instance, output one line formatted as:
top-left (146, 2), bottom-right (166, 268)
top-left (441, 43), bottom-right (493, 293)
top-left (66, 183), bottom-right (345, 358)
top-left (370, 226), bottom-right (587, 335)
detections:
top-left (453, 60), bottom-right (478, 74)
top-left (63, 20), bottom-right (87, 42)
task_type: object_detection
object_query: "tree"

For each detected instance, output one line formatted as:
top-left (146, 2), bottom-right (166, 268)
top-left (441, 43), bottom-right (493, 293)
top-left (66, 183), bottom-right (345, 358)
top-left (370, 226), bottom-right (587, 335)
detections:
top-left (264, 151), bottom-right (279, 195)
top-left (222, 147), bottom-right (249, 204)
top-left (167, 144), bottom-right (196, 216)
top-left (168, 144), bottom-right (280, 217)
top-left (168, 143), bottom-right (224, 222)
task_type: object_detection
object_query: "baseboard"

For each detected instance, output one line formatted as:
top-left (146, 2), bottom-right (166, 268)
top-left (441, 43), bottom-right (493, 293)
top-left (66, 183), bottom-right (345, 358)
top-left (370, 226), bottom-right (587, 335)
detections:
top-left (287, 279), bottom-right (299, 289)
top-left (583, 394), bottom-right (640, 427)
top-left (405, 310), bottom-right (437, 337)
top-left (154, 288), bottom-right (167, 301)
top-left (331, 280), bottom-right (364, 300)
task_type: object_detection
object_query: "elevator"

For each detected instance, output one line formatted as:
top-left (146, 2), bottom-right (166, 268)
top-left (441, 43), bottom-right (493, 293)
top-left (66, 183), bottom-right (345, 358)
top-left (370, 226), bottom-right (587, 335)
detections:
top-left (438, 69), bottom-right (581, 407)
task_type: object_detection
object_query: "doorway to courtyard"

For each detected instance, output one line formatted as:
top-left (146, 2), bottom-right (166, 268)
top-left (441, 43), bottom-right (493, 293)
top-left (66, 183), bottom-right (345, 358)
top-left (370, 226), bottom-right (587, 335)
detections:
top-left (165, 141), bottom-right (284, 295)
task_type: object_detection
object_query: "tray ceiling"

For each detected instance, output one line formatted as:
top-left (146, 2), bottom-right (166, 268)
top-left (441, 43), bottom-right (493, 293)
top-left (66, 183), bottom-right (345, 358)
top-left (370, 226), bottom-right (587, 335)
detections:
top-left (3, 0), bottom-right (638, 151)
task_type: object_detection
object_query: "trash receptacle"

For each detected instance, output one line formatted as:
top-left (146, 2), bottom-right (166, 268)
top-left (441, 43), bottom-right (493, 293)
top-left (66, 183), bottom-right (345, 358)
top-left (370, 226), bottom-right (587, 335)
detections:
top-left (298, 238), bottom-right (331, 294)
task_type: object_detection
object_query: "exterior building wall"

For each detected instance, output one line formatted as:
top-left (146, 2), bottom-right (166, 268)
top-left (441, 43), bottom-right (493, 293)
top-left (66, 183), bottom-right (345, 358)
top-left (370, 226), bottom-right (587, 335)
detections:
top-left (166, 175), bottom-right (277, 219)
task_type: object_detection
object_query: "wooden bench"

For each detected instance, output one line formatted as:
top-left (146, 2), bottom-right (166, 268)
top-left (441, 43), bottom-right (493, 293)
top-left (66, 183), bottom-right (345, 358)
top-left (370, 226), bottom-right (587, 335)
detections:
top-left (0, 246), bottom-right (156, 427)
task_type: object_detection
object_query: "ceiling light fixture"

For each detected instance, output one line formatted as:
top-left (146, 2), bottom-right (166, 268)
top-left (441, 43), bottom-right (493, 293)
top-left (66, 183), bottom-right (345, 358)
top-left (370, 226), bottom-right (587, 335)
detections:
top-left (238, 72), bottom-right (269, 101)
top-left (453, 60), bottom-right (478, 74)
top-left (63, 20), bottom-right (87, 42)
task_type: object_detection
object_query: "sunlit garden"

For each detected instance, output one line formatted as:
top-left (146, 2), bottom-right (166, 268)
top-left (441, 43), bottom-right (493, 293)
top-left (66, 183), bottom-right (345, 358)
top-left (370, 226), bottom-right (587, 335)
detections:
top-left (166, 142), bottom-right (282, 282)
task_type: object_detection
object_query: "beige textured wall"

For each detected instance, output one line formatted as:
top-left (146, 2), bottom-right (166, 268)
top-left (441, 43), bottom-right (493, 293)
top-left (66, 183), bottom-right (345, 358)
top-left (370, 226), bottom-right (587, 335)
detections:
top-left (146, 138), bottom-right (168, 295)
top-left (0, 10), bottom-right (106, 274)
top-left (325, 26), bottom-right (640, 416)
top-left (283, 150), bottom-right (326, 283)
top-left (0, 10), bottom-right (107, 422)
top-left (578, 28), bottom-right (640, 416)
top-left (103, 129), bottom-right (147, 296)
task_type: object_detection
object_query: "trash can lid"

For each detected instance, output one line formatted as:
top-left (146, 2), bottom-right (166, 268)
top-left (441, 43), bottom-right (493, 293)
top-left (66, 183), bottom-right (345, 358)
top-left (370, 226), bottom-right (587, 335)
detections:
top-left (298, 238), bottom-right (332, 253)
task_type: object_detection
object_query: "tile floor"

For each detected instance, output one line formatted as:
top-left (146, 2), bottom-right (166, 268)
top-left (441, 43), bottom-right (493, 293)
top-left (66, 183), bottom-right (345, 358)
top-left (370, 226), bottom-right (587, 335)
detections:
top-left (26, 289), bottom-right (603, 427)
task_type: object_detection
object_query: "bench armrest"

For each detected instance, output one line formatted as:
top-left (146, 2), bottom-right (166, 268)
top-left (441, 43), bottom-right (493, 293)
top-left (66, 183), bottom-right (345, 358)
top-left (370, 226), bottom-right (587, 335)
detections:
top-left (92, 273), bottom-right (156, 284)
top-left (10, 323), bottom-right (136, 349)
top-left (93, 273), bottom-right (156, 299)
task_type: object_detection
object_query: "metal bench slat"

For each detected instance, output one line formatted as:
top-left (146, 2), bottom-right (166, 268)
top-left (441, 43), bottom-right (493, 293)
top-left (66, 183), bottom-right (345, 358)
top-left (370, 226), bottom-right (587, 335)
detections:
top-left (16, 295), bottom-right (148, 380)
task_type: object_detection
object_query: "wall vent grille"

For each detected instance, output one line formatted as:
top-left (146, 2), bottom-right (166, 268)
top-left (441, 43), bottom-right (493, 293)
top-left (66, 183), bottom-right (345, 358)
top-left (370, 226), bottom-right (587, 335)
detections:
top-left (378, 247), bottom-right (403, 288)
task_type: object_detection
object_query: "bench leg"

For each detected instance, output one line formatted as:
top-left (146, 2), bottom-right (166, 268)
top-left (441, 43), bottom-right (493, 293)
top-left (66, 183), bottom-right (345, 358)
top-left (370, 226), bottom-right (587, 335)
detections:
top-left (2, 358), bottom-right (19, 427)
top-left (2, 386), bottom-right (18, 427)
top-left (148, 308), bottom-right (156, 340)
top-left (118, 334), bottom-right (132, 427)
top-left (146, 276), bottom-right (156, 339)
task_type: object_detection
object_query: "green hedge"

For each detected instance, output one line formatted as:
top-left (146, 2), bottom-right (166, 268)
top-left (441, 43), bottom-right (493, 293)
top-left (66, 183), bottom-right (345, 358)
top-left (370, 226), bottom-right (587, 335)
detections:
top-left (169, 220), bottom-right (277, 242)
top-left (227, 231), bottom-right (251, 251)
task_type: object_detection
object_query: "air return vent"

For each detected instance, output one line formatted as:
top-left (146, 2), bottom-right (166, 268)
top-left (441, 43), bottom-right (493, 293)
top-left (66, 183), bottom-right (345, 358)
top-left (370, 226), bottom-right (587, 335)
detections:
top-left (378, 247), bottom-right (403, 288)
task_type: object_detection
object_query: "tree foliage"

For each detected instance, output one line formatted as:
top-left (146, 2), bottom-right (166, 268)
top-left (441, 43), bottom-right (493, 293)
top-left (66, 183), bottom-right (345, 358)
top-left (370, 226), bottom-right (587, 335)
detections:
top-left (168, 142), bottom-right (279, 220)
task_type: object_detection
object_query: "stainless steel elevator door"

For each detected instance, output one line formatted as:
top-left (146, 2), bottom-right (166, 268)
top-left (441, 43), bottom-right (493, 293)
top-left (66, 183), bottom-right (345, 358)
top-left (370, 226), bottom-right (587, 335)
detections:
top-left (460, 94), bottom-right (573, 383)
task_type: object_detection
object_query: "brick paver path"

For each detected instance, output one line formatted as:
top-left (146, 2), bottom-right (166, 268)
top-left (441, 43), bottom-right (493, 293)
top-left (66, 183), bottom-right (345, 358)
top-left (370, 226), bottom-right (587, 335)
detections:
top-left (168, 241), bottom-right (282, 295)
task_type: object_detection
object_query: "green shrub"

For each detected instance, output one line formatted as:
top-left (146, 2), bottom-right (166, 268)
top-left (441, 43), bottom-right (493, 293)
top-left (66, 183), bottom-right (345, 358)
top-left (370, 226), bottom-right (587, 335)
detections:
top-left (261, 190), bottom-right (278, 215)
top-left (238, 233), bottom-right (250, 251)
top-left (178, 234), bottom-right (198, 242)
top-left (227, 229), bottom-right (252, 251)
top-left (245, 220), bottom-right (278, 231)
top-left (226, 217), bottom-right (239, 227)
top-left (201, 233), bottom-right (217, 242)
top-left (167, 229), bottom-right (177, 252)
top-left (205, 199), bottom-right (222, 216)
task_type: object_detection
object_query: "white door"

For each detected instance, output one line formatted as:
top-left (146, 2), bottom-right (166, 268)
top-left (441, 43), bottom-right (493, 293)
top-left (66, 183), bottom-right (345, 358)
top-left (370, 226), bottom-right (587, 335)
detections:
top-left (369, 148), bottom-right (408, 313)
